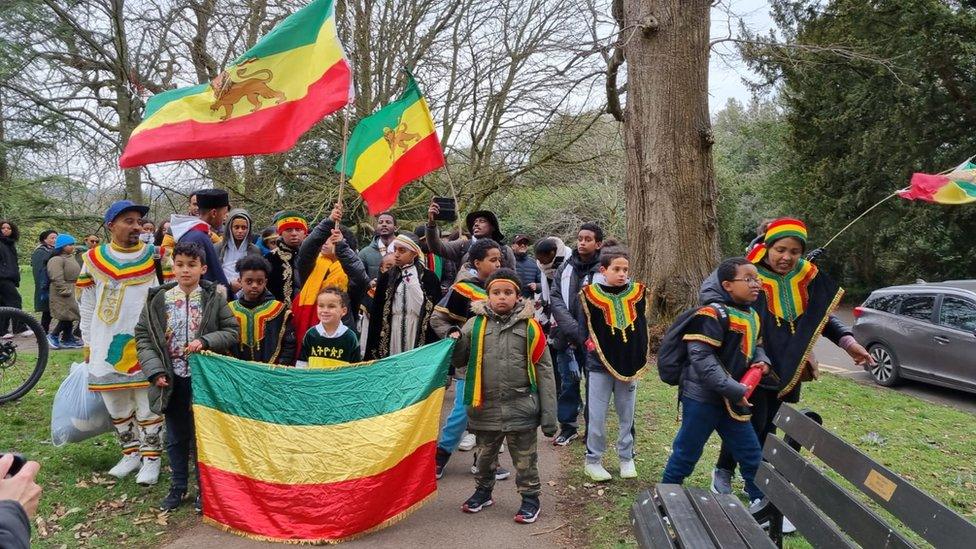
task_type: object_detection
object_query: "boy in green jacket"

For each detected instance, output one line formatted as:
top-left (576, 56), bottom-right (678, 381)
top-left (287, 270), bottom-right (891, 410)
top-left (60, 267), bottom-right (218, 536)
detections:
top-left (454, 269), bottom-right (557, 524)
top-left (134, 242), bottom-right (238, 514)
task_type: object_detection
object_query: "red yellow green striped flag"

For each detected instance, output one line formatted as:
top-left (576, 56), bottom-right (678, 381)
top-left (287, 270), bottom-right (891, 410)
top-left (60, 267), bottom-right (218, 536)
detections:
top-left (189, 340), bottom-right (454, 543)
top-left (119, 0), bottom-right (351, 168)
top-left (336, 72), bottom-right (445, 214)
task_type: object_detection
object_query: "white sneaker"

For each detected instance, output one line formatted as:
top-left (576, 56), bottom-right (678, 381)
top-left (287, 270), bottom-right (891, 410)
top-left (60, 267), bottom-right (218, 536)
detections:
top-left (136, 458), bottom-right (161, 486)
top-left (108, 453), bottom-right (143, 478)
top-left (584, 462), bottom-right (612, 482)
top-left (458, 432), bottom-right (476, 452)
top-left (17, 330), bottom-right (33, 337)
top-left (619, 460), bottom-right (637, 479)
top-left (1, 333), bottom-right (13, 339)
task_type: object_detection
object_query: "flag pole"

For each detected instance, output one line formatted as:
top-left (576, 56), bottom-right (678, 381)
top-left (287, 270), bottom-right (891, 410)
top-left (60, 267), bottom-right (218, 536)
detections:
top-left (821, 191), bottom-right (900, 250)
top-left (336, 103), bottom-right (351, 209)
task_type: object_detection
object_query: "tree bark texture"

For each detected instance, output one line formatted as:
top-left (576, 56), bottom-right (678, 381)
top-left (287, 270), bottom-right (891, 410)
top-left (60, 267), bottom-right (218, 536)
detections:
top-left (622, 0), bottom-right (719, 322)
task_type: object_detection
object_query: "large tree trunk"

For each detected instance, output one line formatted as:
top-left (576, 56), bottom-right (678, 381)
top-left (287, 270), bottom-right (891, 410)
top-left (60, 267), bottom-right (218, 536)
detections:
top-left (623, 0), bottom-right (719, 322)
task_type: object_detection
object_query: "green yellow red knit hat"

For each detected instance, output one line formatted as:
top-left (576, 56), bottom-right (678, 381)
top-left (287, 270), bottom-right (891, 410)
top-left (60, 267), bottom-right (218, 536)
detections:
top-left (273, 211), bottom-right (308, 235)
top-left (746, 217), bottom-right (807, 263)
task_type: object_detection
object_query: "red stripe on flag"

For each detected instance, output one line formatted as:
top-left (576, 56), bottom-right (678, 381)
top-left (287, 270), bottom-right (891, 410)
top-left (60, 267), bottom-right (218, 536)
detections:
top-left (200, 441), bottom-right (437, 542)
top-left (119, 62), bottom-right (351, 168)
top-left (359, 133), bottom-right (445, 214)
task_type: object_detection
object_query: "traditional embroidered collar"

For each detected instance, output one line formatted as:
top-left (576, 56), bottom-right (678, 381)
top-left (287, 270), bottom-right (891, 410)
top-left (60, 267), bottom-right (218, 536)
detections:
top-left (757, 259), bottom-right (819, 322)
top-left (230, 300), bottom-right (285, 348)
top-left (582, 282), bottom-right (644, 338)
top-left (726, 307), bottom-right (760, 362)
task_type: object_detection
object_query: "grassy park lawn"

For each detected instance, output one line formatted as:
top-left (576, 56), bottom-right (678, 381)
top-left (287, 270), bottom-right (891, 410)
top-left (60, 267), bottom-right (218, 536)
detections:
top-left (564, 372), bottom-right (976, 548)
top-left (1, 350), bottom-right (196, 548)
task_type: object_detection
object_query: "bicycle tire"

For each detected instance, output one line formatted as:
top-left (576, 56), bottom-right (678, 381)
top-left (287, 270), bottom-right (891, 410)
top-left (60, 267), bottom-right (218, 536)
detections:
top-left (0, 307), bottom-right (49, 404)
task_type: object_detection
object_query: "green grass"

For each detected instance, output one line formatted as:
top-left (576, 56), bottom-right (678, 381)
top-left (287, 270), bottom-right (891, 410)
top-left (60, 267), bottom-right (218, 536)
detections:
top-left (565, 374), bottom-right (976, 548)
top-left (0, 351), bottom-right (195, 548)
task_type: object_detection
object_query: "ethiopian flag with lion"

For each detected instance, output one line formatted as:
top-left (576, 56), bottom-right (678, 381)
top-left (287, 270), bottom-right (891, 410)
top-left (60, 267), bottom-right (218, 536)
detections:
top-left (120, 0), bottom-right (351, 168)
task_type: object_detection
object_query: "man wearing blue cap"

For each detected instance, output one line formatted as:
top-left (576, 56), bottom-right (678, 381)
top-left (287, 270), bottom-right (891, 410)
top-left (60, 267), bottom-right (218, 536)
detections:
top-left (77, 200), bottom-right (168, 486)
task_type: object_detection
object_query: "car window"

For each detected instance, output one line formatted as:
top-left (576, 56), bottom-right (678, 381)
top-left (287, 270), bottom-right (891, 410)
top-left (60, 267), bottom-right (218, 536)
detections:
top-left (865, 294), bottom-right (902, 313)
top-left (899, 295), bottom-right (935, 322)
top-left (939, 296), bottom-right (976, 332)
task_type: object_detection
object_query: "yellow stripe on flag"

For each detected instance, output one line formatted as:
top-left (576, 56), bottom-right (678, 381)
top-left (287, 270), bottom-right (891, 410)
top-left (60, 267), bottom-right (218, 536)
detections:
top-left (348, 100), bottom-right (436, 193)
top-left (194, 387), bottom-right (443, 485)
top-left (133, 19), bottom-right (344, 135)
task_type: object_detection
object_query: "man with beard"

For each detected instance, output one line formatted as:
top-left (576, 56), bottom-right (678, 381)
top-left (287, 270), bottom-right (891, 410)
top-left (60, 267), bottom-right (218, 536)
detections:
top-left (358, 211), bottom-right (398, 281)
top-left (425, 200), bottom-right (516, 275)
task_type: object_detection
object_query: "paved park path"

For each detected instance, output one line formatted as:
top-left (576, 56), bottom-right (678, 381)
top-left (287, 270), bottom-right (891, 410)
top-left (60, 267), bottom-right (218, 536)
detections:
top-left (162, 385), bottom-right (571, 549)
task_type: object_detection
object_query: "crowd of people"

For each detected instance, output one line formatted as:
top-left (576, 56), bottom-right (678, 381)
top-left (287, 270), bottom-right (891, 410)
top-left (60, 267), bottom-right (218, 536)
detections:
top-left (0, 189), bottom-right (876, 538)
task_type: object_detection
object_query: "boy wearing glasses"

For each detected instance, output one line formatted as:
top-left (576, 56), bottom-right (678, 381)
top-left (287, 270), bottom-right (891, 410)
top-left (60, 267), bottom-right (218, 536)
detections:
top-left (661, 257), bottom-right (771, 514)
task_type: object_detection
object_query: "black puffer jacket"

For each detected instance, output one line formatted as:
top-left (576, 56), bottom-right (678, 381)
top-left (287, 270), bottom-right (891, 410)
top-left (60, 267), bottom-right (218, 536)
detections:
top-left (680, 271), bottom-right (770, 405)
top-left (0, 236), bottom-right (19, 284)
top-left (549, 250), bottom-right (601, 350)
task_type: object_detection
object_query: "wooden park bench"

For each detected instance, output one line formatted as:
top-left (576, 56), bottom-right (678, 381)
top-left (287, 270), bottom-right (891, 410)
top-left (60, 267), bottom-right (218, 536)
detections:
top-left (756, 404), bottom-right (976, 548)
top-left (631, 404), bottom-right (976, 548)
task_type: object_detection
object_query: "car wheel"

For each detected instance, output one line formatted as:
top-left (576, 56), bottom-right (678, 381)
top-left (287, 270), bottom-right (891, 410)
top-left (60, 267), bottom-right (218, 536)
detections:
top-left (868, 343), bottom-right (900, 387)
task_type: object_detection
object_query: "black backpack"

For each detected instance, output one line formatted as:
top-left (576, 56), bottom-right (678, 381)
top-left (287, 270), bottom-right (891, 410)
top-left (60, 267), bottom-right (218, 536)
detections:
top-left (657, 303), bottom-right (728, 385)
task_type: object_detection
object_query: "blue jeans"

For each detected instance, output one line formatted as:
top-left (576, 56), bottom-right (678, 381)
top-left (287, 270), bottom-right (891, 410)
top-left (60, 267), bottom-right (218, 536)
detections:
top-left (556, 347), bottom-right (584, 431)
top-left (662, 397), bottom-right (764, 501)
top-left (437, 378), bottom-right (468, 453)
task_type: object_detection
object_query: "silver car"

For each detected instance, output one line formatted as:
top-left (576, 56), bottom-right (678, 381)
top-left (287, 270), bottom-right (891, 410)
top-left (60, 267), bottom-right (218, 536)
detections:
top-left (852, 280), bottom-right (976, 394)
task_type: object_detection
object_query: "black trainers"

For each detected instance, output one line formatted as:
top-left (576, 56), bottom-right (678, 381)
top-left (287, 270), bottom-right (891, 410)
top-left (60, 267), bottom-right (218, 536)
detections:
top-left (159, 488), bottom-right (187, 512)
top-left (514, 495), bottom-right (541, 523)
top-left (461, 488), bottom-right (494, 513)
top-left (553, 429), bottom-right (578, 446)
top-left (435, 448), bottom-right (451, 479)
top-left (194, 494), bottom-right (202, 514)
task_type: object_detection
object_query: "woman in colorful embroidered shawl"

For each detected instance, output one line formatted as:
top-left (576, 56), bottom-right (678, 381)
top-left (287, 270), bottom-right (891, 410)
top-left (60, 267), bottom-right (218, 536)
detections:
top-left (710, 217), bottom-right (873, 496)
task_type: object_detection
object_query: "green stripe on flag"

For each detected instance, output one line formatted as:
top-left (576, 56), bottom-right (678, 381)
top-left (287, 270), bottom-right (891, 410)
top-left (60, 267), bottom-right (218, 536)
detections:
top-left (235, 0), bottom-right (335, 62)
top-left (336, 75), bottom-right (423, 175)
top-left (190, 339), bottom-right (454, 426)
top-left (957, 180), bottom-right (976, 197)
top-left (143, 84), bottom-right (209, 119)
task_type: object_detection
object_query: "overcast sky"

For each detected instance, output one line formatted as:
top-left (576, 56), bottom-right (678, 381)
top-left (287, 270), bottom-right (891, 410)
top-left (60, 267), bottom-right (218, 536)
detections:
top-left (708, 0), bottom-right (775, 112)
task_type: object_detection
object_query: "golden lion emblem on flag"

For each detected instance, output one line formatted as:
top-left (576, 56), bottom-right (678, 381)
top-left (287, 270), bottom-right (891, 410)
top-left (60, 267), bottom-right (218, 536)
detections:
top-left (383, 122), bottom-right (420, 159)
top-left (210, 61), bottom-right (287, 121)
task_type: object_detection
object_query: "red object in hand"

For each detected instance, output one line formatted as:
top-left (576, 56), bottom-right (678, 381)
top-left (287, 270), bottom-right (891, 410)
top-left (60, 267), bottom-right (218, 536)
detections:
top-left (585, 338), bottom-right (596, 352)
top-left (740, 365), bottom-right (764, 399)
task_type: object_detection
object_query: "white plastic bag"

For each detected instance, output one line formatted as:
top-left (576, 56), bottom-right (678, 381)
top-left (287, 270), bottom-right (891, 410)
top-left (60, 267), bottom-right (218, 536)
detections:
top-left (51, 362), bottom-right (112, 446)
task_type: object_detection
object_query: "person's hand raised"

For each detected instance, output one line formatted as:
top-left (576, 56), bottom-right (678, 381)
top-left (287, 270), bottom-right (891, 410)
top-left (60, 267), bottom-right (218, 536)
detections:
top-left (427, 200), bottom-right (440, 223)
top-left (330, 203), bottom-right (342, 222)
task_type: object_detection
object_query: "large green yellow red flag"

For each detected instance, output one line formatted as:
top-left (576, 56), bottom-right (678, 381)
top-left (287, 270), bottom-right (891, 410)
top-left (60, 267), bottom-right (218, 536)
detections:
top-left (119, 0), bottom-right (351, 168)
top-left (336, 72), bottom-right (445, 214)
top-left (189, 340), bottom-right (453, 543)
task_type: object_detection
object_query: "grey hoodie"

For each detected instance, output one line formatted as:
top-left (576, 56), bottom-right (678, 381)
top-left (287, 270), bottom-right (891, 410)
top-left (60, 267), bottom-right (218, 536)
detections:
top-left (216, 208), bottom-right (261, 283)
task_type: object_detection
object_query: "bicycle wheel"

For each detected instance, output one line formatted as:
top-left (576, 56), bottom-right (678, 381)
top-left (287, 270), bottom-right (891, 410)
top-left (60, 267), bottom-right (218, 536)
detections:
top-left (0, 307), bottom-right (49, 404)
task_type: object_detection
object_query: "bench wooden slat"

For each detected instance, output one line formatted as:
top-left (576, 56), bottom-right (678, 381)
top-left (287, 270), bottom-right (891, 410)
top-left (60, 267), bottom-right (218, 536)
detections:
top-left (656, 484), bottom-right (718, 548)
top-left (756, 463), bottom-right (856, 549)
top-left (711, 493), bottom-right (778, 549)
top-left (685, 488), bottom-right (750, 549)
top-left (773, 405), bottom-right (976, 549)
top-left (631, 488), bottom-right (675, 549)
top-left (763, 435), bottom-right (916, 549)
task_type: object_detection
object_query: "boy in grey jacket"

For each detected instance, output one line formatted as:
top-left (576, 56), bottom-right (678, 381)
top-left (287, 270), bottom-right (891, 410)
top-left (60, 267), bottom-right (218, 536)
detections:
top-left (454, 269), bottom-right (557, 524)
top-left (134, 242), bottom-right (238, 514)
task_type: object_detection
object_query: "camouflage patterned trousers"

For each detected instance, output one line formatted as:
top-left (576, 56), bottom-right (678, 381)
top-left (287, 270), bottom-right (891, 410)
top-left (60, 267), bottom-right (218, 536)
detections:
top-left (472, 429), bottom-right (540, 497)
